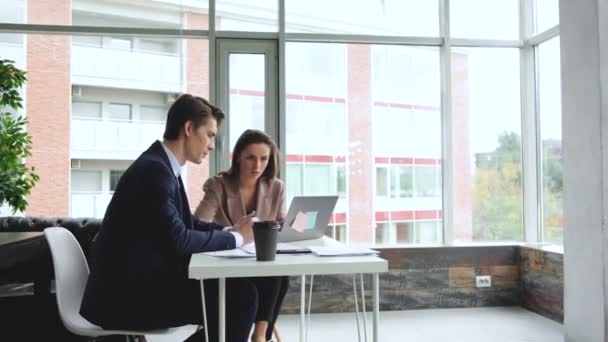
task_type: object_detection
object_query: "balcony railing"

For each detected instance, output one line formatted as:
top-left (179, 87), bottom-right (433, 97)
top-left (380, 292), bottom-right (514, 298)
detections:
top-left (70, 192), bottom-right (113, 219)
top-left (71, 43), bottom-right (181, 92)
top-left (71, 118), bottom-right (164, 160)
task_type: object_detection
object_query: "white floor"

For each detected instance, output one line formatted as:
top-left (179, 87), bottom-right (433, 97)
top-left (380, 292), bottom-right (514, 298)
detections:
top-left (146, 307), bottom-right (564, 342)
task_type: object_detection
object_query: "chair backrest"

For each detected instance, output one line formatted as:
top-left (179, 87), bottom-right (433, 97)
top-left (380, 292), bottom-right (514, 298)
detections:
top-left (44, 227), bottom-right (91, 330)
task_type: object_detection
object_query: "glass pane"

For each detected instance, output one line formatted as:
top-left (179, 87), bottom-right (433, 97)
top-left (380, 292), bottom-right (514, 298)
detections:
top-left (415, 165), bottom-right (440, 197)
top-left (391, 166), bottom-right (413, 198)
top-left (286, 164), bottom-right (303, 199)
top-left (372, 44), bottom-right (443, 245)
top-left (395, 222), bottom-right (413, 243)
top-left (72, 101), bottom-right (102, 119)
top-left (286, 42), bottom-right (441, 246)
top-left (375, 222), bottom-right (390, 244)
top-left (304, 164), bottom-right (332, 194)
top-left (538, 38), bottom-right (563, 244)
top-left (11, 34), bottom-right (209, 217)
top-left (217, 0), bottom-right (277, 31)
top-left (71, 171), bottom-right (102, 192)
top-left (415, 221), bottom-right (439, 244)
top-left (535, 0), bottom-right (560, 33)
top-left (109, 170), bottom-right (125, 191)
top-left (109, 103), bottom-right (132, 121)
top-left (229, 54), bottom-right (265, 150)
top-left (140, 105), bottom-right (167, 122)
top-left (1, 0), bottom-right (208, 29)
top-left (450, 0), bottom-right (519, 40)
top-left (286, 0), bottom-right (438, 36)
top-left (451, 47), bottom-right (523, 242)
top-left (375, 167), bottom-right (388, 196)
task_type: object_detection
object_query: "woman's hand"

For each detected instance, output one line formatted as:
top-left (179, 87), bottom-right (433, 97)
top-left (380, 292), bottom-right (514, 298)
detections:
top-left (232, 211), bottom-right (255, 245)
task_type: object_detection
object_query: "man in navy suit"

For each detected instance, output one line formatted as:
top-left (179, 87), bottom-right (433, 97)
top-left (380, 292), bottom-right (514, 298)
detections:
top-left (80, 94), bottom-right (257, 342)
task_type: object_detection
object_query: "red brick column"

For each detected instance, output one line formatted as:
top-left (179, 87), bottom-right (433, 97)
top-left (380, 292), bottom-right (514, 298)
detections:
top-left (347, 45), bottom-right (374, 243)
top-left (451, 52), bottom-right (473, 241)
top-left (184, 12), bottom-right (210, 211)
top-left (25, 1), bottom-right (71, 216)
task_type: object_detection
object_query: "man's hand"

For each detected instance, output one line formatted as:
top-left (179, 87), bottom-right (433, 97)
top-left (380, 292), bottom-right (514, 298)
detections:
top-left (232, 211), bottom-right (255, 245)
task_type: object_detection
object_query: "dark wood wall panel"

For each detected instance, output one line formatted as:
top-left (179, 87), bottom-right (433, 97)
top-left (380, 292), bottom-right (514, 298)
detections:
top-left (281, 246), bottom-right (523, 315)
top-left (519, 247), bottom-right (564, 322)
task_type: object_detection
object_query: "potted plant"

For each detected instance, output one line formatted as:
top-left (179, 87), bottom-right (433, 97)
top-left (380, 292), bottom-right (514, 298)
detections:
top-left (0, 58), bottom-right (39, 215)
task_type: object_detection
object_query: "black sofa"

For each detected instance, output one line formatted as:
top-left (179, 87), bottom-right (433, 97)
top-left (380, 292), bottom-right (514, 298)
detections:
top-left (0, 216), bottom-right (102, 342)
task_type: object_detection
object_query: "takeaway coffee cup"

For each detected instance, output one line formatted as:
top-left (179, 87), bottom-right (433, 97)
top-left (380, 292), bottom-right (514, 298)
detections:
top-left (253, 221), bottom-right (281, 261)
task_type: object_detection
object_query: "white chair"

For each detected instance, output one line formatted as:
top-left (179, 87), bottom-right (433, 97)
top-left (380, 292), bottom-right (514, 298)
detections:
top-left (44, 227), bottom-right (176, 341)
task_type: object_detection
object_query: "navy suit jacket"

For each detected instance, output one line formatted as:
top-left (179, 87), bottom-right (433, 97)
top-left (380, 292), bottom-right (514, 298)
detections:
top-left (80, 141), bottom-right (235, 329)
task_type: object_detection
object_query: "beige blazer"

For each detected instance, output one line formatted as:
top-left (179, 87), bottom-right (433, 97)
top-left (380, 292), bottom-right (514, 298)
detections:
top-left (194, 174), bottom-right (286, 226)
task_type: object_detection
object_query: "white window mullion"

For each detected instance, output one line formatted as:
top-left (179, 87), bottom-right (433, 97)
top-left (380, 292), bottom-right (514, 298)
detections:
top-left (520, 0), bottom-right (541, 242)
top-left (439, 0), bottom-right (453, 244)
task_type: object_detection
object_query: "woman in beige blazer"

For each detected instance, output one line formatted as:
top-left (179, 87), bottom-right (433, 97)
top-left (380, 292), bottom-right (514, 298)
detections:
top-left (195, 129), bottom-right (288, 342)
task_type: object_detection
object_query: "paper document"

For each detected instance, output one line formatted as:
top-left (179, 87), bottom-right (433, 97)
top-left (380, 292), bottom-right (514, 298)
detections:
top-left (201, 248), bottom-right (255, 258)
top-left (307, 246), bottom-right (380, 257)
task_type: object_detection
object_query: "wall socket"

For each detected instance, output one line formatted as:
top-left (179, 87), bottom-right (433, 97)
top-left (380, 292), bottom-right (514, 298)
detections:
top-left (475, 275), bottom-right (492, 288)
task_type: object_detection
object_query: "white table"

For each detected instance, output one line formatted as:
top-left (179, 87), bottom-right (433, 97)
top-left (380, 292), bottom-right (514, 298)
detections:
top-left (189, 237), bottom-right (388, 342)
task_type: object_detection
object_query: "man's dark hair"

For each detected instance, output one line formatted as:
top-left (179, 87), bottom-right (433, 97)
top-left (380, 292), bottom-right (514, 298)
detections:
top-left (163, 94), bottom-right (225, 140)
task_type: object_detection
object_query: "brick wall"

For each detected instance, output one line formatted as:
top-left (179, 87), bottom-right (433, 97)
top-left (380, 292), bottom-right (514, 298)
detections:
top-left (451, 52), bottom-right (473, 240)
top-left (347, 44), bottom-right (374, 243)
top-left (520, 247), bottom-right (563, 322)
top-left (25, 1), bottom-right (71, 216)
top-left (281, 245), bottom-right (564, 324)
top-left (282, 246), bottom-right (521, 314)
top-left (184, 12), bottom-right (210, 211)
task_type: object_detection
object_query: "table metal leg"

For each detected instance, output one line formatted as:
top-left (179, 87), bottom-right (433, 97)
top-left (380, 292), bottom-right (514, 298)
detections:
top-left (372, 273), bottom-right (379, 342)
top-left (360, 273), bottom-right (368, 342)
top-left (306, 275), bottom-right (314, 342)
top-left (200, 280), bottom-right (209, 342)
top-left (219, 278), bottom-right (226, 342)
top-left (352, 274), bottom-right (362, 342)
top-left (300, 275), bottom-right (306, 342)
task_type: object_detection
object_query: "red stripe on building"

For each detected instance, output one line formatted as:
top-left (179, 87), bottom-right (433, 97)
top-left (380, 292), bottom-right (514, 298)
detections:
top-left (287, 94), bottom-right (303, 100)
top-left (414, 158), bottom-right (441, 165)
top-left (334, 156), bottom-right (346, 163)
top-left (390, 103), bottom-right (413, 110)
top-left (375, 211), bottom-right (389, 222)
top-left (304, 95), bottom-right (333, 103)
top-left (390, 157), bottom-right (414, 165)
top-left (231, 90), bottom-right (438, 111)
top-left (391, 210), bottom-right (414, 221)
top-left (305, 155), bottom-right (333, 163)
top-left (286, 154), bottom-right (304, 162)
top-left (415, 210), bottom-right (440, 220)
top-left (334, 212), bottom-right (347, 224)
top-left (238, 89), bottom-right (265, 97)
top-left (375, 157), bottom-right (390, 164)
top-left (412, 104), bottom-right (440, 111)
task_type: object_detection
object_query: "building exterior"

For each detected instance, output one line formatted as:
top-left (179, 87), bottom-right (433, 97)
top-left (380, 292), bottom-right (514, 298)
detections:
top-left (4, 0), bottom-right (544, 247)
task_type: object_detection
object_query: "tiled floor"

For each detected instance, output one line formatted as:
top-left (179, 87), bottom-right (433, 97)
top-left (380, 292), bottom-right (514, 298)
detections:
top-left (147, 306), bottom-right (563, 342)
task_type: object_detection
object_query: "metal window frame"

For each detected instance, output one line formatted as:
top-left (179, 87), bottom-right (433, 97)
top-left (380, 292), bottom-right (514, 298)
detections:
top-left (0, 0), bottom-right (562, 245)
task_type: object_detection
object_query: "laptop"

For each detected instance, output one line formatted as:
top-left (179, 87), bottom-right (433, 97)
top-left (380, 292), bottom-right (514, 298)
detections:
top-left (278, 195), bottom-right (339, 243)
top-left (239, 195), bottom-right (339, 255)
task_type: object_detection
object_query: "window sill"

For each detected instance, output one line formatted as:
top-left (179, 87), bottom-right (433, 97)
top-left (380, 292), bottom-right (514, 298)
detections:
top-left (371, 241), bottom-right (563, 254)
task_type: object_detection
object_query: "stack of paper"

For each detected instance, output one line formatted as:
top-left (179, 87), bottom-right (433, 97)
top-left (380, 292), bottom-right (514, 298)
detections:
top-left (201, 249), bottom-right (255, 258)
top-left (307, 246), bottom-right (380, 257)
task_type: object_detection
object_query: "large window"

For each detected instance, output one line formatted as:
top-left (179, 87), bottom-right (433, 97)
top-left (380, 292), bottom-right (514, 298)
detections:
top-left (538, 37), bottom-right (563, 244)
top-left (451, 47), bottom-right (523, 242)
top-left (286, 0), bottom-right (438, 36)
top-left (450, 0), bottom-right (519, 40)
top-left (2, 0), bottom-right (561, 245)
